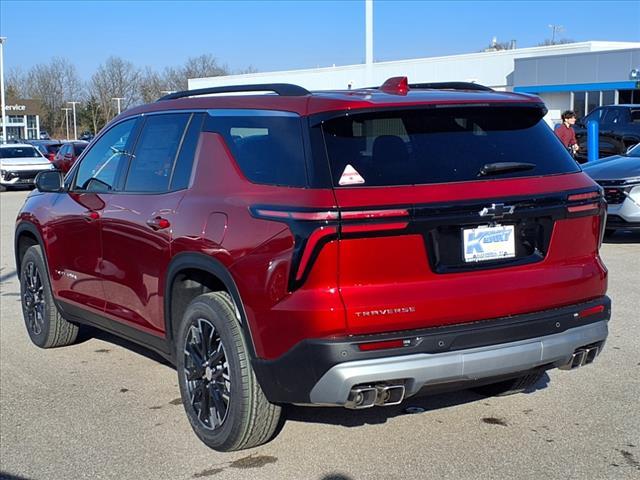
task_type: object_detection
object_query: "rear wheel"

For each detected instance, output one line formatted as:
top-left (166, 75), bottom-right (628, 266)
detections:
top-left (20, 245), bottom-right (79, 348)
top-left (176, 292), bottom-right (282, 452)
top-left (471, 370), bottom-right (545, 397)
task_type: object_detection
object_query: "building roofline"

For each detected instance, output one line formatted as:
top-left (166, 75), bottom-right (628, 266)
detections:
top-left (191, 41), bottom-right (640, 83)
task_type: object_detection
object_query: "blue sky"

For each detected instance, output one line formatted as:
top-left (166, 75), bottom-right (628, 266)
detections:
top-left (1, 0), bottom-right (639, 79)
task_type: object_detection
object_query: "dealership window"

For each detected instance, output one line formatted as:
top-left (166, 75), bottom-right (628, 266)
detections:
top-left (586, 91), bottom-right (599, 116)
top-left (602, 91), bottom-right (615, 106)
top-left (618, 89), bottom-right (640, 104)
top-left (573, 91), bottom-right (587, 117)
top-left (26, 115), bottom-right (38, 140)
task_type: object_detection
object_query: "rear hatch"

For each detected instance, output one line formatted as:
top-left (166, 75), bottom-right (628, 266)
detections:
top-left (312, 104), bottom-right (607, 335)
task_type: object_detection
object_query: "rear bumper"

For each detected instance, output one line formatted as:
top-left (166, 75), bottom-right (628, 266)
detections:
top-left (310, 320), bottom-right (607, 405)
top-left (252, 297), bottom-right (611, 405)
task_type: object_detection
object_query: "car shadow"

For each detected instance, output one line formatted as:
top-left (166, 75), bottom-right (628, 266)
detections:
top-left (603, 230), bottom-right (640, 244)
top-left (284, 373), bottom-right (550, 428)
top-left (75, 325), bottom-right (173, 367)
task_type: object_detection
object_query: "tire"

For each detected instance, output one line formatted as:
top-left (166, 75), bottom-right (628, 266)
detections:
top-left (20, 245), bottom-right (79, 348)
top-left (470, 370), bottom-right (545, 397)
top-left (176, 292), bottom-right (282, 452)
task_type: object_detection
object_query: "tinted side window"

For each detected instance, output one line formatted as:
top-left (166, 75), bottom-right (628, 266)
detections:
top-left (74, 144), bottom-right (87, 156)
top-left (124, 114), bottom-right (190, 193)
top-left (170, 113), bottom-right (204, 191)
top-left (204, 112), bottom-right (307, 187)
top-left (74, 119), bottom-right (137, 192)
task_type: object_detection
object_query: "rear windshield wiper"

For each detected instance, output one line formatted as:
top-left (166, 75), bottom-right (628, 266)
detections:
top-left (477, 162), bottom-right (536, 177)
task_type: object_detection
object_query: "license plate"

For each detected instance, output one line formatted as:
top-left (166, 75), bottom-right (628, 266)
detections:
top-left (463, 225), bottom-right (515, 263)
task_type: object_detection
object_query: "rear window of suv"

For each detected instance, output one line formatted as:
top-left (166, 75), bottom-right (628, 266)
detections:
top-left (315, 106), bottom-right (580, 187)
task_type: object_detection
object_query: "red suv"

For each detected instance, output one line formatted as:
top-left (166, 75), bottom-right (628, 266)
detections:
top-left (15, 78), bottom-right (610, 452)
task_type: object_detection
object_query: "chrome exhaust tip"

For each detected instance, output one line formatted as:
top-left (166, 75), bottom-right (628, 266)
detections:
top-left (374, 385), bottom-right (405, 406)
top-left (345, 386), bottom-right (377, 409)
top-left (559, 349), bottom-right (587, 370)
top-left (584, 346), bottom-right (599, 365)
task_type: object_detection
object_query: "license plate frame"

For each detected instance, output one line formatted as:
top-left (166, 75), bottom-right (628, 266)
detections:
top-left (462, 224), bottom-right (516, 263)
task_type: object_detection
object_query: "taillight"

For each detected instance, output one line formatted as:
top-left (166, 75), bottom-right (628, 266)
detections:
top-left (566, 190), bottom-right (602, 216)
top-left (251, 206), bottom-right (412, 289)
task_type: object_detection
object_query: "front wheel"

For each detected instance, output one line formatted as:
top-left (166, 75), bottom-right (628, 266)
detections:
top-left (20, 245), bottom-right (79, 348)
top-left (176, 292), bottom-right (282, 452)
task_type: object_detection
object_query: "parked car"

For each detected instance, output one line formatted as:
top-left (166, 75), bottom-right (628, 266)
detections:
top-left (574, 104), bottom-right (640, 162)
top-left (52, 141), bottom-right (88, 173)
top-left (583, 144), bottom-right (640, 234)
top-left (1, 144), bottom-right (54, 190)
top-left (39, 131), bottom-right (51, 140)
top-left (27, 140), bottom-right (63, 163)
top-left (79, 131), bottom-right (95, 142)
top-left (15, 78), bottom-right (610, 451)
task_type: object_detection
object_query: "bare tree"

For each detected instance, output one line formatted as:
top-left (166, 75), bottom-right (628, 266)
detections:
top-left (537, 38), bottom-right (575, 46)
top-left (89, 56), bottom-right (141, 124)
top-left (139, 67), bottom-right (165, 103)
top-left (24, 57), bottom-right (82, 134)
top-left (163, 54), bottom-right (229, 91)
top-left (5, 67), bottom-right (27, 100)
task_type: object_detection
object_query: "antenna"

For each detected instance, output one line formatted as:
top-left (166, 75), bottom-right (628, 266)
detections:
top-left (548, 24), bottom-right (564, 44)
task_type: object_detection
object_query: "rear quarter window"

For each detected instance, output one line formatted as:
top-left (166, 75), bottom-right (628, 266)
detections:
top-left (204, 112), bottom-right (307, 187)
top-left (314, 106), bottom-right (581, 187)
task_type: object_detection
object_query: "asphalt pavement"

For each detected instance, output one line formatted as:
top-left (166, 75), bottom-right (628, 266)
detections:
top-left (1, 189), bottom-right (639, 480)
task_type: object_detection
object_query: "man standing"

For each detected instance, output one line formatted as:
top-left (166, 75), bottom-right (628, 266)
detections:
top-left (555, 110), bottom-right (580, 157)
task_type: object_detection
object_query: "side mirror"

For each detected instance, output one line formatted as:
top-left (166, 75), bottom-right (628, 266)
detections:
top-left (35, 170), bottom-right (64, 193)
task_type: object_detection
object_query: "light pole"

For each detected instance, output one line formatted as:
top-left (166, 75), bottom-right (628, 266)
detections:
top-left (0, 37), bottom-right (7, 144)
top-left (112, 97), bottom-right (124, 116)
top-left (67, 101), bottom-right (79, 140)
top-left (61, 107), bottom-right (71, 140)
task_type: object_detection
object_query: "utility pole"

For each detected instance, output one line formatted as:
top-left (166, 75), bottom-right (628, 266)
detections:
top-left (112, 97), bottom-right (124, 115)
top-left (365, 0), bottom-right (373, 87)
top-left (548, 24), bottom-right (564, 44)
top-left (61, 107), bottom-right (71, 140)
top-left (0, 37), bottom-right (7, 144)
top-left (67, 101), bottom-right (79, 140)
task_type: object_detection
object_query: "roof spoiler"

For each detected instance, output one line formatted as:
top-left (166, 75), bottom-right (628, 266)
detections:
top-left (157, 83), bottom-right (310, 101)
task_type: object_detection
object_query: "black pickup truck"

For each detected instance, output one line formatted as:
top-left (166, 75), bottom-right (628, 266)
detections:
top-left (574, 104), bottom-right (640, 163)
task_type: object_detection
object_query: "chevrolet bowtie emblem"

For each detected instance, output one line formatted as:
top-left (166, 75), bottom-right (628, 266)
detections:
top-left (479, 203), bottom-right (515, 219)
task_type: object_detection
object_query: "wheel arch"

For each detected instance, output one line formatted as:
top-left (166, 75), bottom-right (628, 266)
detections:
top-left (15, 222), bottom-right (47, 278)
top-left (164, 253), bottom-right (258, 359)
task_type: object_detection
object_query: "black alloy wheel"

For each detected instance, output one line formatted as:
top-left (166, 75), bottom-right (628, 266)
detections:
top-left (183, 317), bottom-right (231, 430)
top-left (22, 261), bottom-right (45, 336)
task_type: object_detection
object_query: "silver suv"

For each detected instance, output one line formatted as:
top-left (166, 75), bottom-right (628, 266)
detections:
top-left (583, 144), bottom-right (640, 234)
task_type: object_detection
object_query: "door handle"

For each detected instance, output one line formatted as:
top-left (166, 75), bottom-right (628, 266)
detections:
top-left (146, 216), bottom-right (171, 230)
top-left (83, 211), bottom-right (100, 221)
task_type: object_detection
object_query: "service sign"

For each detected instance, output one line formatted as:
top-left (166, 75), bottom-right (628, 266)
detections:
top-left (463, 225), bottom-right (516, 262)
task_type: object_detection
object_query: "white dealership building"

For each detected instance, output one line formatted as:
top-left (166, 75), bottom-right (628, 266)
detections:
top-left (190, 41), bottom-right (640, 124)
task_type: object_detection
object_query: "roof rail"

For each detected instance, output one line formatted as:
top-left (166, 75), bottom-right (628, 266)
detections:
top-left (408, 82), bottom-right (493, 92)
top-left (156, 83), bottom-right (311, 101)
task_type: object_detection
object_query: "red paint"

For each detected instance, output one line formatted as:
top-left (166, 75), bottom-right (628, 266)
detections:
top-left (15, 86), bottom-right (608, 362)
